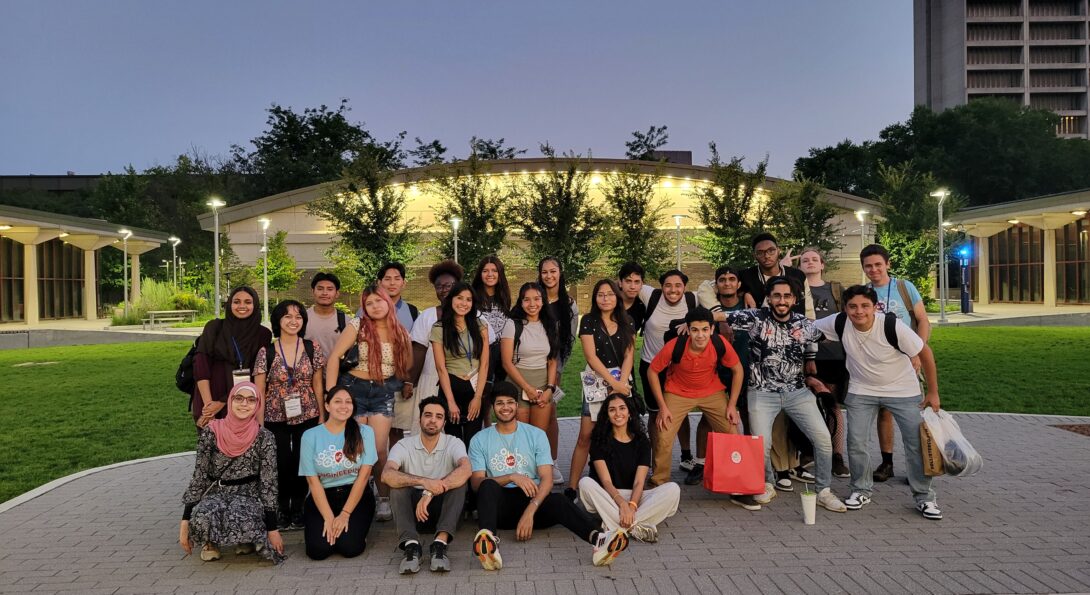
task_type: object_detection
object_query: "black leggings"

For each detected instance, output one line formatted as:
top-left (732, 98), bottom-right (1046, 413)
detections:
top-left (444, 374), bottom-right (484, 449)
top-left (303, 484), bottom-right (377, 560)
top-left (266, 417), bottom-right (319, 516)
top-left (475, 479), bottom-right (597, 543)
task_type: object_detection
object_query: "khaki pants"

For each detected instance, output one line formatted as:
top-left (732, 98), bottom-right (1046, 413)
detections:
top-left (652, 391), bottom-right (736, 486)
top-left (770, 412), bottom-right (799, 472)
top-left (578, 477), bottom-right (680, 532)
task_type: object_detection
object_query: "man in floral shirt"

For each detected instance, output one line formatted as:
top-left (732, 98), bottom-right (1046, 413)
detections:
top-left (722, 276), bottom-right (847, 515)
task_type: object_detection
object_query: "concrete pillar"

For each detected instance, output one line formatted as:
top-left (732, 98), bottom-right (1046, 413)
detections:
top-left (83, 249), bottom-right (98, 321)
top-left (131, 254), bottom-right (141, 305)
top-left (1043, 228), bottom-right (1057, 307)
top-left (977, 236), bottom-right (990, 306)
top-left (24, 245), bottom-right (38, 325)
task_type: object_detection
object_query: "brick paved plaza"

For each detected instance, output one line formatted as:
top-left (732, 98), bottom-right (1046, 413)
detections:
top-left (1, 413), bottom-right (1089, 595)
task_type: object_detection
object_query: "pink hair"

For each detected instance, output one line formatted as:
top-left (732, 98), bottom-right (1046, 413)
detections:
top-left (357, 286), bottom-right (411, 380)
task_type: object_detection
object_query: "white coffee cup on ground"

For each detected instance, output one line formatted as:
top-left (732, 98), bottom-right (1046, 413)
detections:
top-left (800, 491), bottom-right (817, 525)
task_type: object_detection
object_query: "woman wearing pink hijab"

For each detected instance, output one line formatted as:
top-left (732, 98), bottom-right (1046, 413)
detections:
top-left (180, 382), bottom-right (285, 564)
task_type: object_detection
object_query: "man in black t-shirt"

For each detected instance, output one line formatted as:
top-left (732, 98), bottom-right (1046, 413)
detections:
top-left (618, 262), bottom-right (646, 332)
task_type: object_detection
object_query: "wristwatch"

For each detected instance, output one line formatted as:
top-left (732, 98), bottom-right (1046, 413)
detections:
top-left (421, 489), bottom-right (433, 498)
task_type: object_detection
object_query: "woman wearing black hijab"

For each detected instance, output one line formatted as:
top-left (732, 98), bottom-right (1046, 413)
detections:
top-left (192, 286), bottom-right (272, 428)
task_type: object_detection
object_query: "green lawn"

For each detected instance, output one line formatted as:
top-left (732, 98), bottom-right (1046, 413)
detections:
top-left (2, 326), bottom-right (1088, 503)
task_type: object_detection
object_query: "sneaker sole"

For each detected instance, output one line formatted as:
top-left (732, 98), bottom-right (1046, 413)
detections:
top-left (774, 483), bottom-right (793, 493)
top-left (474, 535), bottom-right (502, 571)
top-left (729, 498), bottom-right (761, 511)
top-left (593, 532), bottom-right (629, 567)
top-left (399, 562), bottom-right (420, 574)
top-left (430, 559), bottom-right (451, 572)
top-left (819, 502), bottom-right (848, 513)
top-left (754, 492), bottom-right (777, 505)
top-left (845, 499), bottom-right (870, 511)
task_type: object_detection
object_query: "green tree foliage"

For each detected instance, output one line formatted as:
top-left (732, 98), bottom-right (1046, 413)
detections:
top-left (510, 147), bottom-right (603, 282)
top-left (408, 137), bottom-right (448, 166)
top-left (625, 125), bottom-right (669, 161)
top-left (253, 230), bottom-right (303, 297)
top-left (769, 177), bottom-right (843, 259)
top-left (795, 99), bottom-right (1090, 206)
top-left (429, 154), bottom-right (510, 269)
top-left (228, 100), bottom-right (376, 200)
top-left (877, 230), bottom-right (938, 301)
top-left (599, 166), bottom-right (673, 278)
top-left (325, 243), bottom-right (368, 301)
top-left (309, 143), bottom-right (417, 283)
top-left (690, 144), bottom-right (769, 267)
top-left (469, 137), bottom-right (526, 160)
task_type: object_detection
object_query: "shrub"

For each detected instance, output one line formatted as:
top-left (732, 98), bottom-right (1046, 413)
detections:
top-left (173, 292), bottom-right (210, 314)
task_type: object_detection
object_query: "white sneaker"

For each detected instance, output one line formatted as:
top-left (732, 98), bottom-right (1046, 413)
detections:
top-left (591, 529), bottom-right (629, 566)
top-left (916, 501), bottom-right (943, 520)
top-left (754, 482), bottom-right (777, 505)
top-left (552, 463), bottom-right (564, 485)
top-left (844, 492), bottom-right (871, 510)
top-left (629, 524), bottom-right (658, 543)
top-left (376, 496), bottom-right (392, 522)
top-left (816, 488), bottom-right (847, 512)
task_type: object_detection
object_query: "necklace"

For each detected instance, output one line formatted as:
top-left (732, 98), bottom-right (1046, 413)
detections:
top-left (855, 322), bottom-right (876, 346)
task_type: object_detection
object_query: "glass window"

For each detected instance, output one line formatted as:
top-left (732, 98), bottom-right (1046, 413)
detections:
top-left (989, 225), bottom-right (1045, 303)
top-left (1056, 216), bottom-right (1090, 303)
top-left (0, 237), bottom-right (26, 322)
top-left (36, 239), bottom-right (84, 319)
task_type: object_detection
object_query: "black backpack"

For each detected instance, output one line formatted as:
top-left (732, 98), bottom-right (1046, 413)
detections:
top-left (175, 338), bottom-right (200, 395)
top-left (265, 338), bottom-right (317, 373)
top-left (669, 333), bottom-right (734, 390)
top-left (833, 311), bottom-right (905, 354)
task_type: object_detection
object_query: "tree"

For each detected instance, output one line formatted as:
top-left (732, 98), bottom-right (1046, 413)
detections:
top-left (599, 166), bottom-right (673, 278)
top-left (469, 137), bottom-right (526, 160)
top-left (408, 137), bottom-right (448, 166)
top-left (793, 139), bottom-right (883, 198)
top-left (769, 177), bottom-right (843, 259)
top-left (228, 100), bottom-right (376, 200)
top-left (308, 142), bottom-right (417, 283)
top-left (625, 125), bottom-right (669, 161)
top-left (510, 146), bottom-right (604, 282)
top-left (325, 242), bottom-right (369, 300)
top-left (690, 144), bottom-right (769, 267)
top-left (429, 154), bottom-right (510, 269)
top-left (253, 230), bottom-right (303, 298)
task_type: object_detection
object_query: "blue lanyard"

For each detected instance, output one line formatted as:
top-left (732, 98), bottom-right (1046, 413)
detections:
top-left (277, 337), bottom-right (301, 388)
top-left (230, 338), bottom-right (244, 369)
top-left (457, 330), bottom-right (474, 367)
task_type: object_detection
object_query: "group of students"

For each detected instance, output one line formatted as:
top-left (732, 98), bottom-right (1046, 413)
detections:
top-left (179, 233), bottom-right (945, 571)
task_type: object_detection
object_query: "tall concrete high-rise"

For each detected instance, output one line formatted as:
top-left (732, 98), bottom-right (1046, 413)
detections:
top-left (915, 0), bottom-right (1090, 138)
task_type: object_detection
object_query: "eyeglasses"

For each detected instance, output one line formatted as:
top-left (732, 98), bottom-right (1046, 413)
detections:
top-left (596, 292), bottom-right (616, 299)
top-left (434, 282), bottom-right (454, 291)
top-left (754, 247), bottom-right (779, 257)
top-left (234, 395), bottom-right (258, 404)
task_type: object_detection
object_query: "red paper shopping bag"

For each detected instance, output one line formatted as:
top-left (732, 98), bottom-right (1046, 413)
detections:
top-left (703, 432), bottom-right (765, 495)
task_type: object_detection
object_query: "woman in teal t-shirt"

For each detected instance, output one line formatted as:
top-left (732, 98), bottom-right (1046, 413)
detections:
top-left (299, 386), bottom-right (378, 560)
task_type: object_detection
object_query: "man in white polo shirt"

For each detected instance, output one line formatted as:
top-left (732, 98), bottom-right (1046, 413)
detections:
top-left (812, 284), bottom-right (944, 520)
top-left (383, 396), bottom-right (471, 574)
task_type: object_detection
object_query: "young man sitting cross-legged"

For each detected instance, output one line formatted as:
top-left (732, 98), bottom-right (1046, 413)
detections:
top-left (469, 382), bottom-right (629, 570)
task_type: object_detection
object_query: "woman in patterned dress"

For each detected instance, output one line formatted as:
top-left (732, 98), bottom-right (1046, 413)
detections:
top-left (180, 382), bottom-right (284, 564)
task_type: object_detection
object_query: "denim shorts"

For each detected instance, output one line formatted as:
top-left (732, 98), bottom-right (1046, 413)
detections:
top-left (340, 374), bottom-right (401, 418)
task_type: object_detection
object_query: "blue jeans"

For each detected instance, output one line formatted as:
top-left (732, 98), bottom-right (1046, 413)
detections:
top-left (845, 392), bottom-right (936, 504)
top-left (749, 387), bottom-right (833, 492)
top-left (340, 374), bottom-right (401, 418)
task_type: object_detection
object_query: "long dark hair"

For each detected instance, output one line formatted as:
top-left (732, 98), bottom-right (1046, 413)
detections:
top-left (537, 256), bottom-right (574, 360)
top-left (270, 299), bottom-right (308, 338)
top-left (587, 279), bottom-right (635, 353)
top-left (471, 255), bottom-right (511, 313)
top-left (439, 282), bottom-right (485, 359)
top-left (591, 393), bottom-right (648, 450)
top-left (508, 281), bottom-right (559, 360)
top-left (325, 385), bottom-right (363, 462)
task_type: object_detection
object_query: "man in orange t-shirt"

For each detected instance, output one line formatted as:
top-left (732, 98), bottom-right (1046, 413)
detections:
top-left (647, 309), bottom-right (754, 508)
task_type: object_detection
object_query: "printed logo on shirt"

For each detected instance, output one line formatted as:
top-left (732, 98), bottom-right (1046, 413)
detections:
top-left (489, 448), bottom-right (528, 474)
top-left (316, 444), bottom-right (354, 469)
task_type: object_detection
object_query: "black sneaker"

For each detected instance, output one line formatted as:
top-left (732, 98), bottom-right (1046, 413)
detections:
top-left (679, 455), bottom-right (696, 472)
top-left (684, 463), bottom-right (704, 486)
top-left (400, 541), bottom-right (422, 574)
top-left (429, 540), bottom-right (450, 572)
top-left (873, 461), bottom-right (894, 483)
top-left (290, 511), bottom-right (305, 530)
top-left (788, 466), bottom-right (815, 484)
top-left (774, 470), bottom-right (793, 492)
top-left (276, 511), bottom-right (291, 531)
top-left (729, 494), bottom-right (761, 511)
top-left (832, 454), bottom-right (850, 478)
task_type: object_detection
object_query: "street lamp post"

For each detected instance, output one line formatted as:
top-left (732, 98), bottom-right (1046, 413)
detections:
top-left (855, 210), bottom-right (869, 283)
top-left (258, 218), bottom-right (270, 324)
top-left (450, 216), bottom-right (462, 264)
top-left (207, 198), bottom-right (226, 317)
top-left (178, 261), bottom-right (186, 289)
top-left (673, 215), bottom-right (683, 270)
top-left (169, 236), bottom-right (181, 289)
top-left (930, 189), bottom-right (950, 323)
top-left (119, 229), bottom-right (133, 316)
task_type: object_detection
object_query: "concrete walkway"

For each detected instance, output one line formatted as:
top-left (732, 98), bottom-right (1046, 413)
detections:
top-left (1, 413), bottom-right (1089, 594)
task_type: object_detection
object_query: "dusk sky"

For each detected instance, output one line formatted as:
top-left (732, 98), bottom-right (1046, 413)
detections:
top-left (1, 1), bottom-right (913, 179)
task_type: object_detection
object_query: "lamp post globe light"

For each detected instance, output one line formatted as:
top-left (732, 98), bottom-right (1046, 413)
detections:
top-left (207, 198), bottom-right (226, 317)
top-left (930, 189), bottom-right (950, 323)
top-left (168, 236), bottom-right (181, 289)
top-left (673, 215), bottom-right (683, 270)
top-left (258, 218), bottom-right (271, 324)
top-left (450, 216), bottom-right (462, 264)
top-left (119, 229), bottom-right (133, 316)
